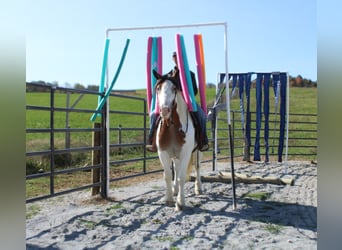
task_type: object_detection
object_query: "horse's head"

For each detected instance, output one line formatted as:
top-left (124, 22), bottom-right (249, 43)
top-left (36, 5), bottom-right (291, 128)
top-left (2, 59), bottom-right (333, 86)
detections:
top-left (153, 70), bottom-right (181, 121)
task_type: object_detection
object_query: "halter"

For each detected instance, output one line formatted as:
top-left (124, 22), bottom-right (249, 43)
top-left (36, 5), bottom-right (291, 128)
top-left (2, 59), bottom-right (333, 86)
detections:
top-left (156, 79), bottom-right (189, 134)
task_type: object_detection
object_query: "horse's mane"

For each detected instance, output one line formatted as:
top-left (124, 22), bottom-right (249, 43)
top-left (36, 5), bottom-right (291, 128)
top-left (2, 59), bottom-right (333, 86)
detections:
top-left (154, 73), bottom-right (181, 92)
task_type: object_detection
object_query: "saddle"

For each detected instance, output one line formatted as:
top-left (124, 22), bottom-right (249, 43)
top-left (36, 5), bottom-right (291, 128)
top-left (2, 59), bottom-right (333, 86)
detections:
top-left (189, 112), bottom-right (206, 151)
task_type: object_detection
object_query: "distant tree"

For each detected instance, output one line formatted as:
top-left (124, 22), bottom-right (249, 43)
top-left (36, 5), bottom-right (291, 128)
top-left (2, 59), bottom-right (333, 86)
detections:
top-left (295, 75), bottom-right (303, 87)
top-left (289, 77), bottom-right (296, 87)
top-left (206, 82), bottom-right (216, 88)
top-left (87, 85), bottom-right (99, 91)
top-left (74, 83), bottom-right (85, 89)
top-left (49, 81), bottom-right (58, 88)
top-left (291, 75), bottom-right (317, 87)
top-left (26, 80), bottom-right (51, 92)
top-left (64, 82), bottom-right (72, 88)
top-left (33, 80), bottom-right (46, 85)
top-left (51, 81), bottom-right (59, 87)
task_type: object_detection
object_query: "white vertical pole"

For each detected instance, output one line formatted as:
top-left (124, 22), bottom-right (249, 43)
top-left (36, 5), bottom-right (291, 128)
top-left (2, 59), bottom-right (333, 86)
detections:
top-left (284, 72), bottom-right (290, 174)
top-left (224, 24), bottom-right (231, 126)
top-left (224, 23), bottom-right (237, 210)
top-left (105, 32), bottom-right (110, 195)
top-left (214, 73), bottom-right (220, 171)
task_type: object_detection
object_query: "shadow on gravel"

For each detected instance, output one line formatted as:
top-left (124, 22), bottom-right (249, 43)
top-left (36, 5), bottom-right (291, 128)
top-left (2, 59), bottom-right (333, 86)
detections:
top-left (236, 198), bottom-right (317, 231)
top-left (27, 185), bottom-right (317, 250)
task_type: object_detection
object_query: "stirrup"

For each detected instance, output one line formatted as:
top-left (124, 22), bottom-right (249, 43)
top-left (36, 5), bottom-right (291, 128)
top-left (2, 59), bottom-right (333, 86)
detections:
top-left (199, 143), bottom-right (209, 152)
top-left (146, 144), bottom-right (157, 152)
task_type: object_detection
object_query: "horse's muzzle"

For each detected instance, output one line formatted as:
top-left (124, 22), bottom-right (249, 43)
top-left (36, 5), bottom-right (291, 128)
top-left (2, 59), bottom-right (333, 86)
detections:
top-left (161, 105), bottom-right (171, 118)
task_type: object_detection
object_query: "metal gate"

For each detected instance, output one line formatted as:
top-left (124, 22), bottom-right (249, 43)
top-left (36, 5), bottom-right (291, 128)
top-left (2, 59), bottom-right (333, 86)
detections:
top-left (26, 83), bottom-right (160, 203)
top-left (26, 83), bottom-right (317, 203)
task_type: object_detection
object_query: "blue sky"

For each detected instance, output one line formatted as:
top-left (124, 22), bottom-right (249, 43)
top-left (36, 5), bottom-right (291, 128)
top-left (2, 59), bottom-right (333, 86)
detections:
top-left (26, 0), bottom-right (316, 90)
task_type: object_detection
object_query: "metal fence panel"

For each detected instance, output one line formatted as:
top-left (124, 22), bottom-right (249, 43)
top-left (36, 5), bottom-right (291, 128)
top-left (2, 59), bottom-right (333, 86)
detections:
top-left (26, 83), bottom-right (317, 203)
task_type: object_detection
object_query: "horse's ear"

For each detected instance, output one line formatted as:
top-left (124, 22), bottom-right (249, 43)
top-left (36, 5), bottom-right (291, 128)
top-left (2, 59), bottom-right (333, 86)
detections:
top-left (153, 69), bottom-right (162, 80)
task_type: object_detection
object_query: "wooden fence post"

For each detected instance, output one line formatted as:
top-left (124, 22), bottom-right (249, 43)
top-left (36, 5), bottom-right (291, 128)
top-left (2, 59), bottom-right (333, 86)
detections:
top-left (91, 123), bottom-right (101, 195)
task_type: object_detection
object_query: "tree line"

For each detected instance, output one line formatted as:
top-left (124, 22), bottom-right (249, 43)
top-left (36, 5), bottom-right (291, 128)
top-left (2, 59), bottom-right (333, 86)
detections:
top-left (26, 74), bottom-right (316, 92)
top-left (289, 75), bottom-right (317, 87)
top-left (26, 81), bottom-right (100, 92)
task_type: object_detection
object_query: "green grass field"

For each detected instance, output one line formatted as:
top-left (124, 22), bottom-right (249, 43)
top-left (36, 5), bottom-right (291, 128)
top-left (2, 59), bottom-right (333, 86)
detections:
top-left (26, 86), bottom-right (317, 157)
top-left (26, 86), bottom-right (317, 199)
top-left (26, 86), bottom-right (317, 129)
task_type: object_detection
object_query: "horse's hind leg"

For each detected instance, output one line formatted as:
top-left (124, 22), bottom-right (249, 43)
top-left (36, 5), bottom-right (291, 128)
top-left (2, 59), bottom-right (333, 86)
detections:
top-left (194, 150), bottom-right (202, 195)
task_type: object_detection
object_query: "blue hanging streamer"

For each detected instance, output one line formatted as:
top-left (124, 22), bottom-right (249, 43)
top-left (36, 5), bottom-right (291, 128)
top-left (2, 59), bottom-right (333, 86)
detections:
top-left (220, 73), bottom-right (226, 84)
top-left (272, 73), bottom-right (281, 116)
top-left (231, 74), bottom-right (238, 97)
top-left (278, 73), bottom-right (287, 162)
top-left (253, 73), bottom-right (263, 161)
top-left (272, 73), bottom-right (280, 96)
top-left (263, 74), bottom-right (271, 162)
top-left (270, 73), bottom-right (281, 156)
top-left (245, 73), bottom-right (252, 151)
top-left (238, 74), bottom-right (245, 133)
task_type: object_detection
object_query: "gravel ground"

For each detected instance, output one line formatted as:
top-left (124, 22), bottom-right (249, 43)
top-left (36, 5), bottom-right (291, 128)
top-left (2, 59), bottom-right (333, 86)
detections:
top-left (26, 161), bottom-right (317, 249)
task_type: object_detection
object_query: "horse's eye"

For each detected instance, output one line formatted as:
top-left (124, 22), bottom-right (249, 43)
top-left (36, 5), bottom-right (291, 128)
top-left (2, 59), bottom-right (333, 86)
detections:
top-left (156, 86), bottom-right (160, 92)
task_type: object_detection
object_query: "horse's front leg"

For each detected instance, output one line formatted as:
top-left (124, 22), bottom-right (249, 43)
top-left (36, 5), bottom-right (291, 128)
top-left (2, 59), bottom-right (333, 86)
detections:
top-left (174, 156), bottom-right (190, 211)
top-left (171, 162), bottom-right (179, 196)
top-left (159, 153), bottom-right (174, 207)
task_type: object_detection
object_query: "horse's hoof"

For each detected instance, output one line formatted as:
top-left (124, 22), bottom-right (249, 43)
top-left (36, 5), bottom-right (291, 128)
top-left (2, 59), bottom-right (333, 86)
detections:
top-left (172, 187), bottom-right (178, 196)
top-left (175, 202), bottom-right (184, 211)
top-left (165, 200), bottom-right (175, 207)
top-left (195, 189), bottom-right (203, 195)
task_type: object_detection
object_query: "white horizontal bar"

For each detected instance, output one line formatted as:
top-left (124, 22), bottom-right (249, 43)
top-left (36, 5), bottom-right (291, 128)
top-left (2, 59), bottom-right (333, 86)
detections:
top-left (106, 22), bottom-right (226, 36)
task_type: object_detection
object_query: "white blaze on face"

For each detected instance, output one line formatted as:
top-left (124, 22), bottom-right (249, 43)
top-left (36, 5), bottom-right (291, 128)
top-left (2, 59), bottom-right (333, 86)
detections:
top-left (157, 80), bottom-right (176, 119)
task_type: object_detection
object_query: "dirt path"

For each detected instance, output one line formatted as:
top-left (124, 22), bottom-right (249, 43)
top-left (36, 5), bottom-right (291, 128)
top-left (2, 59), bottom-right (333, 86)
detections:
top-left (26, 161), bottom-right (317, 249)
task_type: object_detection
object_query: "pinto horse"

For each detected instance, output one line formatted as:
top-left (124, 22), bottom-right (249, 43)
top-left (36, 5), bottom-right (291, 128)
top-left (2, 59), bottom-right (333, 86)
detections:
top-left (153, 70), bottom-right (202, 211)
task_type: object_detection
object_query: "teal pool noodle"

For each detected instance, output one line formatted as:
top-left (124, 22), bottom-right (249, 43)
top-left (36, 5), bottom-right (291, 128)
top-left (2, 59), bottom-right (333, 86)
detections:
top-left (180, 35), bottom-right (197, 112)
top-left (90, 38), bottom-right (130, 121)
top-left (150, 37), bottom-right (158, 114)
top-left (99, 38), bottom-right (110, 97)
top-left (96, 38), bottom-right (110, 118)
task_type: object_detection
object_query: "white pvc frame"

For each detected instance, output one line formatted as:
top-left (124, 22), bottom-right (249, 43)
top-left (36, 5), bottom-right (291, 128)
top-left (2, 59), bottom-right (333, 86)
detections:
top-left (103, 22), bottom-right (236, 207)
top-left (285, 72), bottom-right (290, 173)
